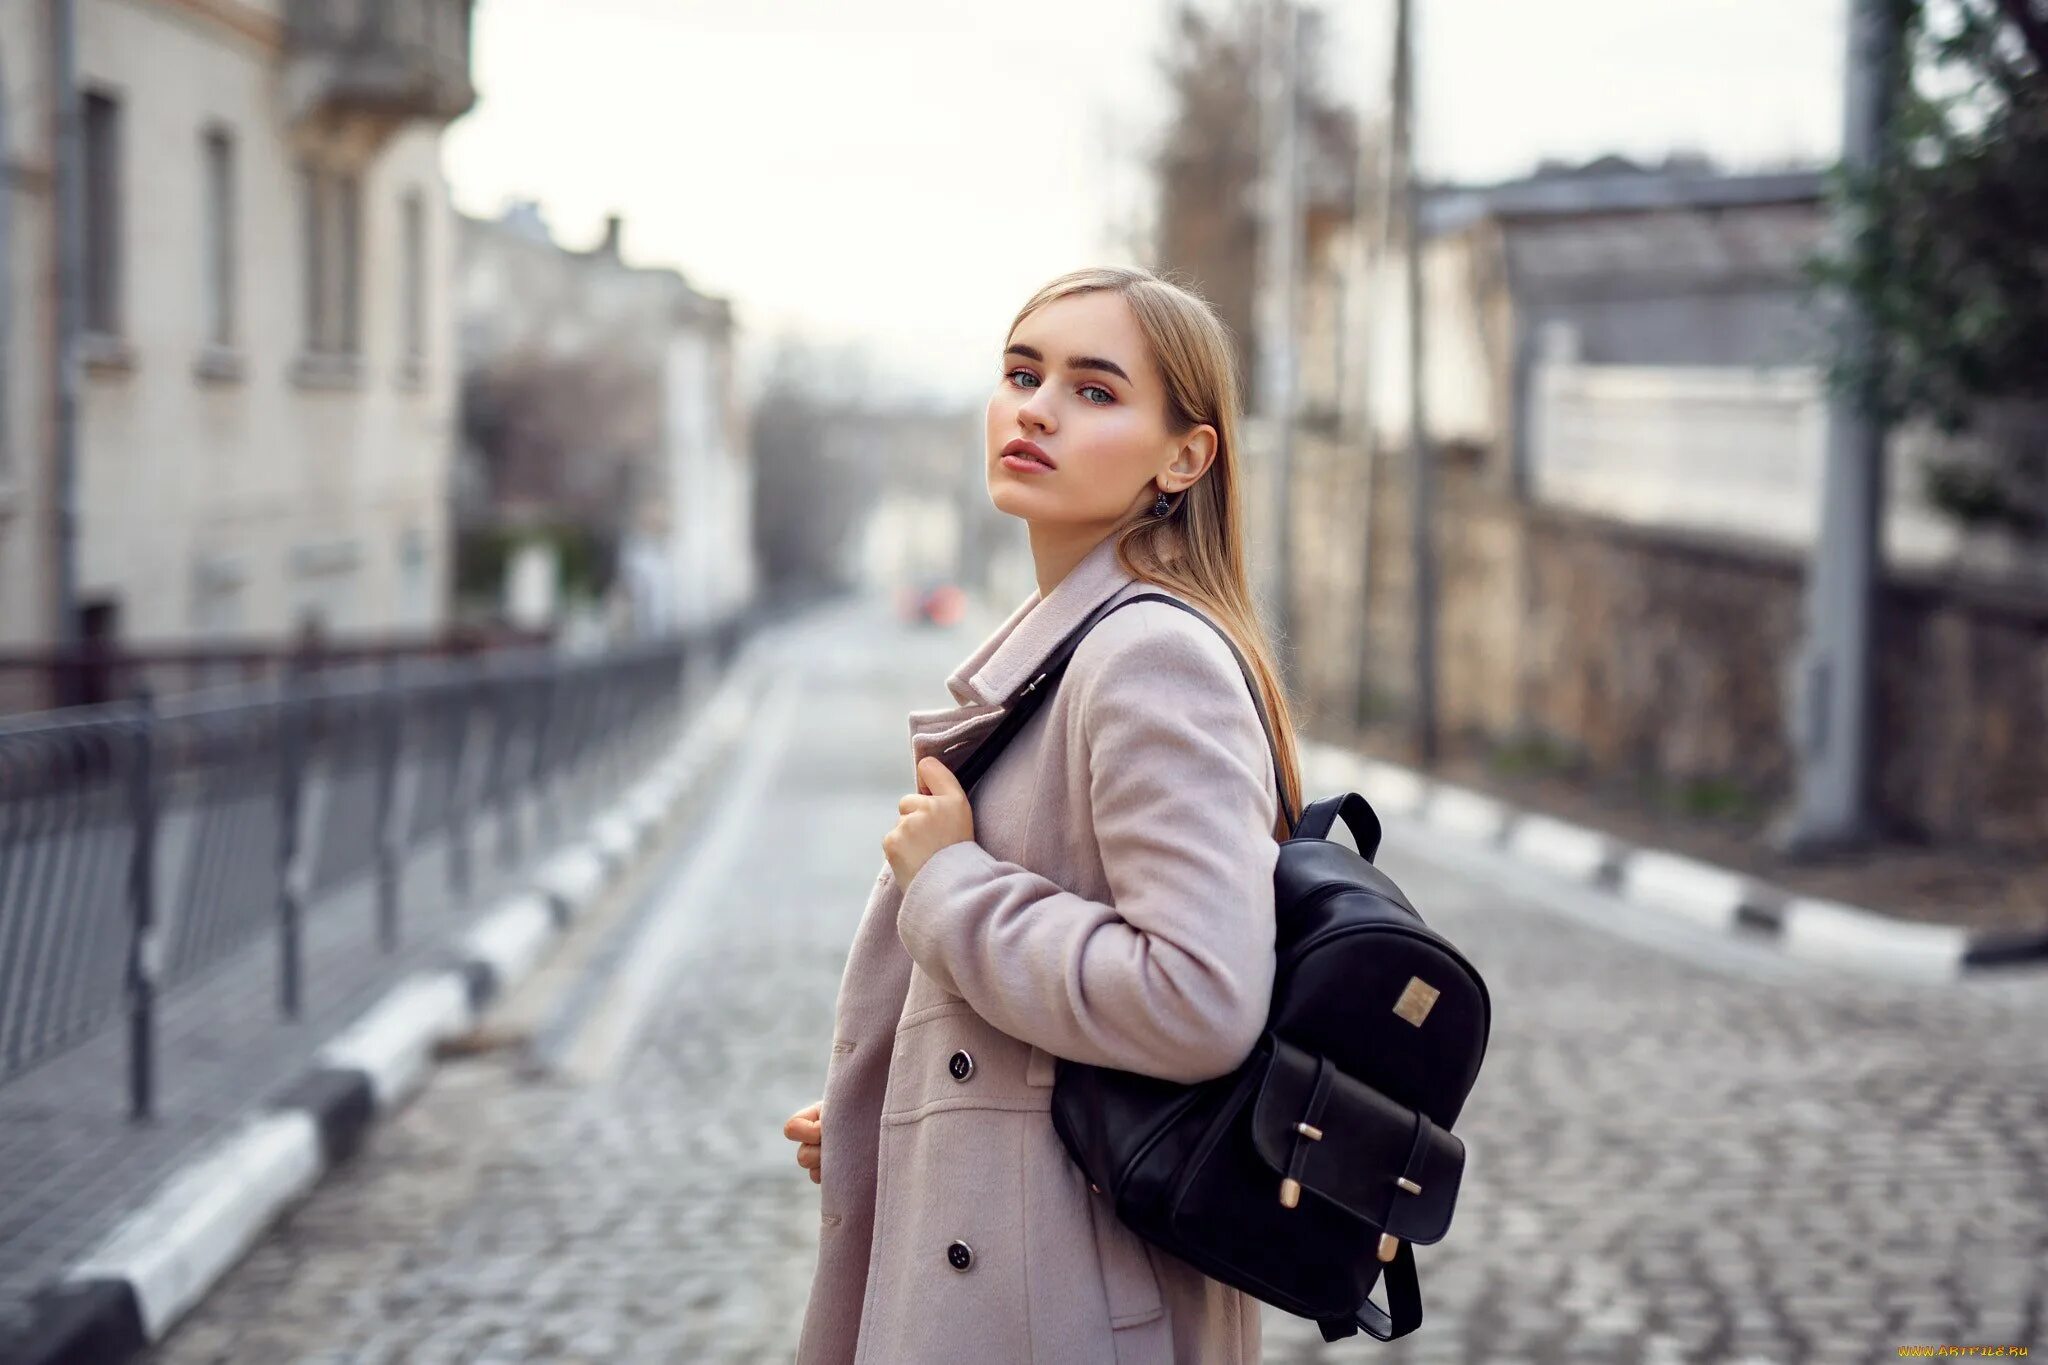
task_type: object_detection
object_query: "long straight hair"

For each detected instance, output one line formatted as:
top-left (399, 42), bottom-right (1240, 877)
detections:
top-left (1006, 266), bottom-right (1302, 841)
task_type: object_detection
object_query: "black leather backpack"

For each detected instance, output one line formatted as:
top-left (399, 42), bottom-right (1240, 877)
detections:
top-left (951, 590), bottom-right (1492, 1343)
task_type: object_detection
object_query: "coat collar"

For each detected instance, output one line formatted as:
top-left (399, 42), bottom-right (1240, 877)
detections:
top-left (955, 532), bottom-right (1142, 707)
top-left (905, 533), bottom-right (1144, 752)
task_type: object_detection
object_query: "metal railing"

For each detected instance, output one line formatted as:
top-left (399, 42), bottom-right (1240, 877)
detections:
top-left (0, 617), bottom-right (745, 1118)
top-left (0, 623), bottom-right (553, 716)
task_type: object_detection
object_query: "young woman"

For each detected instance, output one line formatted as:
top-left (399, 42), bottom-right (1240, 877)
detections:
top-left (784, 265), bottom-right (1304, 1364)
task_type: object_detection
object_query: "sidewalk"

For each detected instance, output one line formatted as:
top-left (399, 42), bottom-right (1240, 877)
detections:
top-left (0, 840), bottom-right (529, 1344)
top-left (1357, 726), bottom-right (2045, 936)
top-left (1311, 717), bottom-right (2047, 965)
top-left (0, 626), bottom-right (786, 1358)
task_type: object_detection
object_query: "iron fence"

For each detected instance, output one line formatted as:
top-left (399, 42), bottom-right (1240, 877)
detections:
top-left (0, 617), bottom-right (746, 1118)
top-left (0, 623), bottom-right (554, 715)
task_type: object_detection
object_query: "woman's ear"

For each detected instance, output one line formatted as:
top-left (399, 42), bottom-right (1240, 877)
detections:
top-left (1170, 424), bottom-right (1219, 487)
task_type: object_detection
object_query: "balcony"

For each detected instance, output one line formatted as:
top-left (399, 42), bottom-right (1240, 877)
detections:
top-left (283, 0), bottom-right (477, 137)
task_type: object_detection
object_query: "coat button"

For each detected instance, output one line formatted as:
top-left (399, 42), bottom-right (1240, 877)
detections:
top-left (947, 1049), bottom-right (974, 1082)
top-left (947, 1240), bottom-right (974, 1272)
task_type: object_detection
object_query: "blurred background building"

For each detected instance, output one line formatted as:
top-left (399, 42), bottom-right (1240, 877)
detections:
top-left (0, 0), bottom-right (474, 678)
top-left (455, 200), bottom-right (753, 640)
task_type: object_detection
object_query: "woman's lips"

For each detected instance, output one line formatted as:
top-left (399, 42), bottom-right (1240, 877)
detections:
top-left (1001, 438), bottom-right (1056, 468)
top-left (1001, 453), bottom-right (1054, 473)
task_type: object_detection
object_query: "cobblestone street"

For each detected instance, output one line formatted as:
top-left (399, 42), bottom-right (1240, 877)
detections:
top-left (145, 600), bottom-right (2048, 1365)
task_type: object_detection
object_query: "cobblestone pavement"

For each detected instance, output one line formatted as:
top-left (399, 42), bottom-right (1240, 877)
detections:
top-left (147, 598), bottom-right (2048, 1365)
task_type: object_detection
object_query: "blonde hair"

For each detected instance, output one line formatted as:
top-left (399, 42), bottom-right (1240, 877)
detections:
top-left (1006, 265), bottom-right (1302, 841)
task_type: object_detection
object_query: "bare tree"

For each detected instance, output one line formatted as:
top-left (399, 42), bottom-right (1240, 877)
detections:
top-left (750, 337), bottom-right (879, 593)
top-left (459, 338), bottom-right (662, 548)
top-left (1150, 0), bottom-right (1364, 402)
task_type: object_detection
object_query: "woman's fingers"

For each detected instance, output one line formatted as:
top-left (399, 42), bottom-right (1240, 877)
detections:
top-left (783, 1101), bottom-right (824, 1141)
top-left (786, 1096), bottom-right (825, 1183)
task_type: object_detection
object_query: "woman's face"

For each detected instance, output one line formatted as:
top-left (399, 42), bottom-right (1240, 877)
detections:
top-left (985, 290), bottom-right (1215, 530)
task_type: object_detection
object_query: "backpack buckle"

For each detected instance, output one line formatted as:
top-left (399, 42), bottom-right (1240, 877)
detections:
top-left (1369, 1178), bottom-right (1421, 1255)
top-left (1277, 1120), bottom-right (1325, 1207)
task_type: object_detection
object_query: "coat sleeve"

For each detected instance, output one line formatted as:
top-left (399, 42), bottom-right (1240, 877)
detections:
top-left (895, 618), bottom-right (1280, 1085)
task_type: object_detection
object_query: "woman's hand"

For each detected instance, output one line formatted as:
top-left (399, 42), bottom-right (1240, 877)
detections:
top-left (883, 756), bottom-right (976, 887)
top-left (784, 1100), bottom-right (824, 1185)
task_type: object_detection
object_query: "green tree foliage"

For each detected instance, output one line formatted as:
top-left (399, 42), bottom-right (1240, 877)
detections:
top-left (1808, 0), bottom-right (2048, 536)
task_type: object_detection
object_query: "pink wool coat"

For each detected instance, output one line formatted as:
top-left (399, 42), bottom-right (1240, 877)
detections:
top-left (795, 532), bottom-right (1283, 1365)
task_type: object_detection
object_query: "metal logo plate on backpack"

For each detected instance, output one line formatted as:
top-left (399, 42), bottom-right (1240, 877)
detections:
top-left (1392, 977), bottom-right (1439, 1027)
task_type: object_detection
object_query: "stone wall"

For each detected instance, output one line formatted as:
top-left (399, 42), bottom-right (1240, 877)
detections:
top-left (1284, 439), bottom-right (2048, 850)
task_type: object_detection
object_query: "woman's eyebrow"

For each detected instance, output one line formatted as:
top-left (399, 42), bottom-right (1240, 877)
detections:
top-left (1004, 343), bottom-right (1132, 385)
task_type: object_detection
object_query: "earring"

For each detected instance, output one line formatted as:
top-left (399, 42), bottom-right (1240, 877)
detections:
top-left (1153, 489), bottom-right (1171, 517)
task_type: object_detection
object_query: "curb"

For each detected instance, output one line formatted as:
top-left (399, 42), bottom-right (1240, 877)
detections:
top-left (0, 626), bottom-right (782, 1365)
top-left (1302, 741), bottom-right (2048, 980)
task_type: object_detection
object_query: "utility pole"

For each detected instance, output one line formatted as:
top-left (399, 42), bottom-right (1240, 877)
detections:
top-left (1392, 0), bottom-right (1438, 764)
top-left (1774, 0), bottom-right (1901, 852)
top-left (52, 0), bottom-right (83, 652)
top-left (1348, 110), bottom-right (1396, 737)
top-left (1254, 0), bottom-right (1301, 663)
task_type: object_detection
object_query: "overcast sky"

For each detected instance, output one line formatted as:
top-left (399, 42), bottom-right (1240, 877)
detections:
top-left (442, 0), bottom-right (1850, 407)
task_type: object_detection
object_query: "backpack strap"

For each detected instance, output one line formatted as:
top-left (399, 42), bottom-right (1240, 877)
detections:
top-left (951, 590), bottom-right (1298, 836)
top-left (1293, 791), bottom-right (1383, 861)
top-left (1314, 1239), bottom-right (1423, 1342)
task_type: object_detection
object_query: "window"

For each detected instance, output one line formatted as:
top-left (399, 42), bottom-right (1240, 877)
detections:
top-left (299, 164), bottom-right (320, 349)
top-left (400, 189), bottom-right (426, 371)
top-left (202, 128), bottom-right (235, 348)
top-left (337, 173), bottom-right (360, 352)
top-left (398, 528), bottom-right (432, 626)
top-left (191, 574), bottom-right (242, 638)
top-left (82, 91), bottom-right (121, 336)
top-left (299, 163), bottom-right (362, 356)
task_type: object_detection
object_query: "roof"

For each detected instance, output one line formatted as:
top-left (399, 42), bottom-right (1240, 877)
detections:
top-left (1420, 164), bottom-right (1829, 236)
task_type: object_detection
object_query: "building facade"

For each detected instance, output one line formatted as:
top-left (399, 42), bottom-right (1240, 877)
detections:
top-left (458, 203), bottom-right (754, 636)
top-left (0, 0), bottom-right (473, 658)
top-left (1264, 155), bottom-right (2048, 850)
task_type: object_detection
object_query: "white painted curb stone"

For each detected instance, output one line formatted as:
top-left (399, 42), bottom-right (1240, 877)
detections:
top-left (67, 1110), bottom-right (322, 1340)
top-left (1507, 814), bottom-right (1613, 882)
top-left (315, 973), bottom-right (472, 1110)
top-left (1425, 784), bottom-right (1510, 845)
top-left (1354, 758), bottom-right (1429, 818)
top-left (1618, 850), bottom-right (1750, 930)
top-left (1780, 896), bottom-right (1969, 979)
top-left (460, 892), bottom-right (556, 998)
top-left (534, 844), bottom-right (608, 919)
top-left (1298, 740), bottom-right (1361, 794)
top-left (590, 813), bottom-right (637, 868)
top-left (642, 770), bottom-right (684, 813)
top-left (624, 785), bottom-right (668, 834)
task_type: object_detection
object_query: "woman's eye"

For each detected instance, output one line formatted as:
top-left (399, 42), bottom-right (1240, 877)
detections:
top-left (1002, 369), bottom-right (1111, 405)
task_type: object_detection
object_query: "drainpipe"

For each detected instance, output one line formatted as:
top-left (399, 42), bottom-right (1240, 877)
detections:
top-left (51, 0), bottom-right (82, 650)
